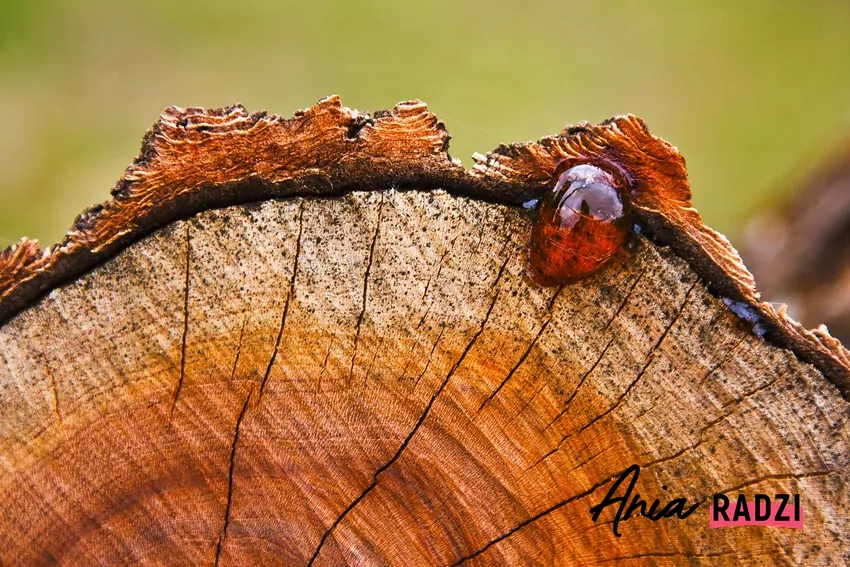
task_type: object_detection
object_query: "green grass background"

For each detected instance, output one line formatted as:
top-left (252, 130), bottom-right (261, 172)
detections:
top-left (1, 0), bottom-right (848, 248)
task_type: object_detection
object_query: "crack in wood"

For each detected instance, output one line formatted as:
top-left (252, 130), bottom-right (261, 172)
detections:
top-left (698, 335), bottom-right (751, 388)
top-left (573, 282), bottom-right (699, 435)
top-left (400, 300), bottom-right (444, 383)
top-left (542, 338), bottom-right (615, 435)
top-left (720, 375), bottom-right (782, 410)
top-left (348, 195), bottom-right (385, 386)
top-left (603, 267), bottom-right (647, 332)
top-left (398, 313), bottom-right (433, 384)
top-left (170, 223), bottom-right (192, 422)
top-left (214, 388), bottom-right (253, 566)
top-left (476, 315), bottom-right (552, 415)
top-left (590, 372), bottom-right (804, 540)
top-left (410, 326), bottom-right (446, 392)
top-left (563, 444), bottom-right (615, 478)
top-left (414, 303), bottom-right (433, 332)
top-left (316, 336), bottom-right (335, 390)
top-left (590, 550), bottom-right (737, 565)
top-left (258, 201), bottom-right (304, 399)
top-left (640, 376), bottom-right (782, 471)
top-left (448, 465), bottom-right (635, 566)
top-left (228, 315), bottom-right (248, 382)
top-left (536, 267), bottom-right (647, 436)
top-left (505, 367), bottom-right (553, 429)
top-left (546, 285), bottom-right (566, 313)
top-left (362, 335), bottom-right (385, 387)
top-left (533, 282), bottom-right (698, 470)
top-left (422, 233), bottom-right (458, 301)
top-left (307, 256), bottom-right (509, 566)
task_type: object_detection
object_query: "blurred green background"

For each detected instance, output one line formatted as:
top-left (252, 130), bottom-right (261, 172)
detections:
top-left (1, 0), bottom-right (848, 248)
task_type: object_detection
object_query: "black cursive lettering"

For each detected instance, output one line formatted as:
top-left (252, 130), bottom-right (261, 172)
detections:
top-left (588, 464), bottom-right (699, 537)
top-left (659, 497), bottom-right (699, 520)
top-left (588, 464), bottom-right (640, 537)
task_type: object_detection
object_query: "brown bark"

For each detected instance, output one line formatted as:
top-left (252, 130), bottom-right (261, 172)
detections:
top-left (0, 97), bottom-right (847, 565)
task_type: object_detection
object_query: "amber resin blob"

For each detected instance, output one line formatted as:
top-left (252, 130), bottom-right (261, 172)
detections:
top-left (528, 161), bottom-right (632, 286)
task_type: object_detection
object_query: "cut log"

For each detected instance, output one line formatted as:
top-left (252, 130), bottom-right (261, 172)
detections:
top-left (0, 98), bottom-right (847, 565)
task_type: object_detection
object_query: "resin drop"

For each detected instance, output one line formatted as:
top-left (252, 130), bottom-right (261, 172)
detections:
top-left (528, 162), bottom-right (631, 286)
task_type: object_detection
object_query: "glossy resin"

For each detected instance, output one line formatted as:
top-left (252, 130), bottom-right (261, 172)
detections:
top-left (528, 162), bottom-right (631, 286)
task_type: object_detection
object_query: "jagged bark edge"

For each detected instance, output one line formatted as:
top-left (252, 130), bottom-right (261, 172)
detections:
top-left (0, 96), bottom-right (847, 398)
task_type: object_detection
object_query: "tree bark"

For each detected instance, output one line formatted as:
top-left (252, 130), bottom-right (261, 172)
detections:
top-left (0, 98), bottom-right (847, 565)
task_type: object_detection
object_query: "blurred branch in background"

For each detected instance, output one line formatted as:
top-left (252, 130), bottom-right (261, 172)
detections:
top-left (743, 139), bottom-right (850, 344)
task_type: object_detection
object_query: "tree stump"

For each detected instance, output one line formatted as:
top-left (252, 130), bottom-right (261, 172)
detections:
top-left (0, 97), bottom-right (847, 565)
